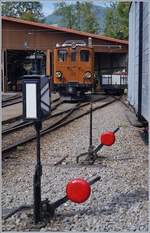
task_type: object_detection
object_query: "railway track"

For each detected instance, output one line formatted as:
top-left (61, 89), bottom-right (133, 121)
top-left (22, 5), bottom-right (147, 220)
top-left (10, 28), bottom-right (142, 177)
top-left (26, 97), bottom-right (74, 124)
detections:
top-left (2, 95), bottom-right (105, 135)
top-left (2, 105), bottom-right (64, 136)
top-left (2, 96), bottom-right (22, 108)
top-left (2, 103), bottom-right (79, 155)
top-left (2, 94), bottom-right (21, 102)
top-left (2, 96), bottom-right (116, 156)
top-left (2, 96), bottom-right (61, 125)
top-left (112, 95), bottom-right (129, 109)
top-left (2, 97), bottom-right (61, 130)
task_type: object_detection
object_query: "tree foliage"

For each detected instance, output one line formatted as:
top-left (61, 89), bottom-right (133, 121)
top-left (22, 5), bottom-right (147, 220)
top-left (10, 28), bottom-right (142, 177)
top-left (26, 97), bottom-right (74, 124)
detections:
top-left (80, 2), bottom-right (99, 33)
top-left (55, 1), bottom-right (99, 33)
top-left (55, 2), bottom-right (77, 29)
top-left (2, 1), bottom-right (44, 22)
top-left (104, 2), bottom-right (130, 40)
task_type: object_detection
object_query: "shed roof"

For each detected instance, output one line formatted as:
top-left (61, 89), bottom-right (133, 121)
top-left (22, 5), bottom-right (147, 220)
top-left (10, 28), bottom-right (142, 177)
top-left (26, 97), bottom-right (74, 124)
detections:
top-left (2, 16), bottom-right (128, 45)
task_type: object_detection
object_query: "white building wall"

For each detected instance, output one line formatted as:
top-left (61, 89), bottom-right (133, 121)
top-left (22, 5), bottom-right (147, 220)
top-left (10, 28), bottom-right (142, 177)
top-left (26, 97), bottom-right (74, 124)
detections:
top-left (128, 2), bottom-right (149, 121)
top-left (134, 3), bottom-right (140, 111)
top-left (141, 2), bottom-right (149, 121)
top-left (128, 4), bottom-right (133, 105)
top-left (128, 2), bottom-right (139, 109)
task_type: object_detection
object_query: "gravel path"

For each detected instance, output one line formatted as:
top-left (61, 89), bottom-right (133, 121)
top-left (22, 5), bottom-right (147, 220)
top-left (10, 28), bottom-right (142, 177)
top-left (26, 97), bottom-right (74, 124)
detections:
top-left (2, 100), bottom-right (148, 231)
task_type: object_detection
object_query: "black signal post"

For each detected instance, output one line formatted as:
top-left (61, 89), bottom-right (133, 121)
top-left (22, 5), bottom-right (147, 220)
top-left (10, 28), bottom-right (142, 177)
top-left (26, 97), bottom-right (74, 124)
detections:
top-left (76, 95), bottom-right (120, 164)
top-left (23, 75), bottom-right (50, 223)
top-left (33, 121), bottom-right (42, 223)
top-left (21, 76), bottom-right (101, 224)
top-left (5, 75), bottom-right (101, 224)
top-left (89, 102), bottom-right (93, 147)
top-left (4, 75), bottom-right (101, 223)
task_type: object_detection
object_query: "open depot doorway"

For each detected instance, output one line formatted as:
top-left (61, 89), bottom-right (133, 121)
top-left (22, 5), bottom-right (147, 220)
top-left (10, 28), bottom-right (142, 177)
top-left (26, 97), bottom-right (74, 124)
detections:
top-left (4, 50), bottom-right (46, 92)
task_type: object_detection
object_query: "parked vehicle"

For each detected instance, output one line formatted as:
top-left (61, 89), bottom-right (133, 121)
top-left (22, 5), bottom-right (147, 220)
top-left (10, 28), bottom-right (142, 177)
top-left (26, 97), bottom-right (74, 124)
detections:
top-left (53, 40), bottom-right (95, 98)
top-left (100, 70), bottom-right (128, 95)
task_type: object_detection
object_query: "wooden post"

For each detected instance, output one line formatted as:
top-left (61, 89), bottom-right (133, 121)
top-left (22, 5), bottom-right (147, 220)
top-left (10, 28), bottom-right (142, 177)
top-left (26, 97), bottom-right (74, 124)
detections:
top-left (46, 49), bottom-right (50, 77)
top-left (1, 50), bottom-right (5, 92)
top-left (4, 50), bottom-right (8, 92)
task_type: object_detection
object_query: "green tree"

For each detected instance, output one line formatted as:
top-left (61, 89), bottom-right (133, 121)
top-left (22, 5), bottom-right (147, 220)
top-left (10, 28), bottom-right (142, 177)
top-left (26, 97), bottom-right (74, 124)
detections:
top-left (55, 2), bottom-right (77, 29)
top-left (104, 3), bottom-right (118, 38)
top-left (75, 1), bottom-right (81, 30)
top-left (55, 1), bottom-right (99, 33)
top-left (117, 2), bottom-right (130, 39)
top-left (80, 2), bottom-right (99, 33)
top-left (104, 2), bottom-right (130, 40)
top-left (2, 1), bottom-right (44, 22)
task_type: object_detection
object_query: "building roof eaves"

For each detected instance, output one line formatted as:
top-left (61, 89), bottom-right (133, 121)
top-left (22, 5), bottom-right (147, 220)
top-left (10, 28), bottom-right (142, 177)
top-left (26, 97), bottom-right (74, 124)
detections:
top-left (2, 16), bottom-right (128, 45)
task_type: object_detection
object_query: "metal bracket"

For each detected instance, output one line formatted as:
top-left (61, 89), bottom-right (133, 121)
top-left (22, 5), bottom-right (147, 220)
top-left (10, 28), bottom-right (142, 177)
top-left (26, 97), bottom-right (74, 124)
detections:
top-left (76, 126), bottom-right (120, 164)
top-left (3, 175), bottom-right (100, 223)
top-left (40, 176), bottom-right (100, 218)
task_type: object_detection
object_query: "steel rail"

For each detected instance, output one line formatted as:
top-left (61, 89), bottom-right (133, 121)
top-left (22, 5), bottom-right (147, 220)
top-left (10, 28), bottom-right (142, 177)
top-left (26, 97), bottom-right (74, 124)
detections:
top-left (2, 97), bottom-right (22, 108)
top-left (2, 115), bottom-right (23, 125)
top-left (2, 98), bottom-right (116, 155)
top-left (2, 103), bottom-right (80, 155)
top-left (2, 94), bottom-right (21, 103)
top-left (2, 100), bottom-right (64, 135)
top-left (2, 96), bottom-right (106, 135)
top-left (2, 97), bottom-right (61, 125)
top-left (2, 94), bottom-right (60, 108)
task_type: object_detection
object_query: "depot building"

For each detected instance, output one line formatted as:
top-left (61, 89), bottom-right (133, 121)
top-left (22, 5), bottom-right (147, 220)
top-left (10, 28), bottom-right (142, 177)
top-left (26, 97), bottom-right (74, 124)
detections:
top-left (128, 2), bottom-right (149, 122)
top-left (2, 16), bottom-right (128, 92)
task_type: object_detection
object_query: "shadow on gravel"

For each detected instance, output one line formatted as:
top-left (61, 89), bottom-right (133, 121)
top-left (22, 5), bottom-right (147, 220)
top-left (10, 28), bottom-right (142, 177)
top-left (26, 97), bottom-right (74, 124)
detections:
top-left (57, 188), bottom-right (148, 218)
top-left (139, 130), bottom-right (149, 145)
top-left (103, 188), bottom-right (148, 214)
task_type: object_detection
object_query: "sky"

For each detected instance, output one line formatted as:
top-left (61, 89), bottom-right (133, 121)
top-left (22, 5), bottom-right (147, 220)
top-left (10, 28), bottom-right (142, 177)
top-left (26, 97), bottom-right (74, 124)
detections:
top-left (40, 0), bottom-right (110, 17)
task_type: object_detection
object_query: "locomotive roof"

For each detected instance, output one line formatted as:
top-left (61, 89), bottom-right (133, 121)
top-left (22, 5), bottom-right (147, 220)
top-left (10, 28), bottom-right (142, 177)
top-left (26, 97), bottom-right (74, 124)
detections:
top-left (62, 40), bottom-right (87, 47)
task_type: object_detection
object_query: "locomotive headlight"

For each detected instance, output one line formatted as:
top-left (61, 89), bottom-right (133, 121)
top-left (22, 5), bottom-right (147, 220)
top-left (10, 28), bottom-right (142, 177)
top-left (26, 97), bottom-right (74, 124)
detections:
top-left (84, 72), bottom-right (92, 79)
top-left (56, 71), bottom-right (62, 79)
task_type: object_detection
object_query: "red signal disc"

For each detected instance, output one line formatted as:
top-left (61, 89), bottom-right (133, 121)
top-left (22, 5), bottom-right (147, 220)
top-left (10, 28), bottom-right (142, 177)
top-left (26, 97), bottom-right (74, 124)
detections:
top-left (66, 178), bottom-right (91, 203)
top-left (100, 131), bottom-right (116, 146)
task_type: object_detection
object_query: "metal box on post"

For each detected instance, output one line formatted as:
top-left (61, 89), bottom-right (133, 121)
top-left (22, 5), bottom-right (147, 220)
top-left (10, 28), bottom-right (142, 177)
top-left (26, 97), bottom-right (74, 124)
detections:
top-left (22, 75), bottom-right (50, 121)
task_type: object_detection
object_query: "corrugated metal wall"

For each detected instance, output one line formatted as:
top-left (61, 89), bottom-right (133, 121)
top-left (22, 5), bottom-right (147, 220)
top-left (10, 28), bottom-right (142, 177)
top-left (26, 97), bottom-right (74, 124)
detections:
top-left (128, 2), bottom-right (139, 110)
top-left (128, 2), bottom-right (149, 121)
top-left (142, 2), bottom-right (149, 120)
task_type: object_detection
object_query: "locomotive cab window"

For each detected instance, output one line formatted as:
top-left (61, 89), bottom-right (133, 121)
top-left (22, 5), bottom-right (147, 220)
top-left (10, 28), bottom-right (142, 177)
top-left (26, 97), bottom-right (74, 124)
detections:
top-left (80, 50), bottom-right (89, 62)
top-left (58, 50), bottom-right (67, 62)
top-left (71, 50), bottom-right (76, 62)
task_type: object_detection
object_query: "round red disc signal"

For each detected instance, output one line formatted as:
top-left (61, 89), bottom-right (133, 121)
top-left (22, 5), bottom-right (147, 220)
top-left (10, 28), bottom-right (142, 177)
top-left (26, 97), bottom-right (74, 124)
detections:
top-left (66, 178), bottom-right (91, 203)
top-left (100, 131), bottom-right (116, 146)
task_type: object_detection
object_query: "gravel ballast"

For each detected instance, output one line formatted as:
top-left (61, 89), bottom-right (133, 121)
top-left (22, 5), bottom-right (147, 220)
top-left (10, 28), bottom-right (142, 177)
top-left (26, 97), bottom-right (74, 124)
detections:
top-left (2, 100), bottom-right (148, 231)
